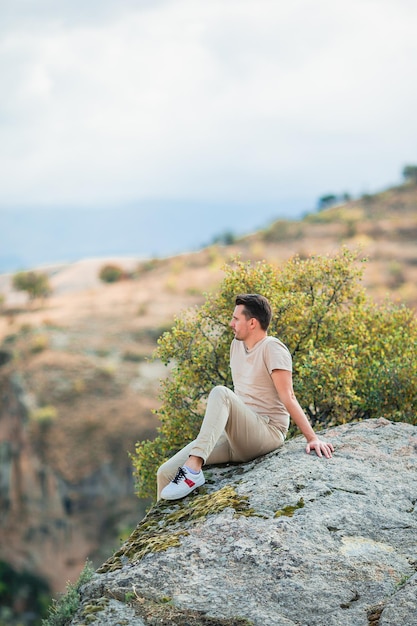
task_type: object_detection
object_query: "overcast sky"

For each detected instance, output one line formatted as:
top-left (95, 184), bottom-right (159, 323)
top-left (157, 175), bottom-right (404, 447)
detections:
top-left (1, 0), bottom-right (417, 228)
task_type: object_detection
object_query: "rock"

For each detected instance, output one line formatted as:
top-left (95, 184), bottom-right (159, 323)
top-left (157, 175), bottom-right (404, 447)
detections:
top-left (70, 419), bottom-right (417, 626)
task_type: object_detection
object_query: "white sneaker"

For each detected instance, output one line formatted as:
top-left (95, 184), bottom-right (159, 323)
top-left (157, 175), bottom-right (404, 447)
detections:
top-left (160, 466), bottom-right (205, 500)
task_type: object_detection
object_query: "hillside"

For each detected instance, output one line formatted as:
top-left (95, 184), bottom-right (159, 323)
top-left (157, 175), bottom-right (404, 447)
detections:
top-left (0, 180), bottom-right (416, 620)
top-left (243, 181), bottom-right (417, 308)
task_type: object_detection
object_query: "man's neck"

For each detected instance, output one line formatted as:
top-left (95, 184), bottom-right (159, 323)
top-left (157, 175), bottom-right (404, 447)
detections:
top-left (243, 331), bottom-right (267, 351)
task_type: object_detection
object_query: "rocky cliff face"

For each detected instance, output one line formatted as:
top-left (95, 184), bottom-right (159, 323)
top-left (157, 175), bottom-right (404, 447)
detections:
top-left (0, 366), bottom-right (151, 594)
top-left (68, 419), bottom-right (417, 626)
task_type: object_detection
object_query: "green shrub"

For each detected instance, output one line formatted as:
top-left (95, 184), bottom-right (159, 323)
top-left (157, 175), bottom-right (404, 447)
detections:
top-left (98, 264), bottom-right (125, 283)
top-left (30, 334), bottom-right (49, 353)
top-left (42, 560), bottom-right (94, 626)
top-left (131, 249), bottom-right (417, 500)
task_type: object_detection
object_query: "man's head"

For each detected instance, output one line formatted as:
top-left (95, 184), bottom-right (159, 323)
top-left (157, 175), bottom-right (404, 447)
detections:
top-left (234, 294), bottom-right (272, 331)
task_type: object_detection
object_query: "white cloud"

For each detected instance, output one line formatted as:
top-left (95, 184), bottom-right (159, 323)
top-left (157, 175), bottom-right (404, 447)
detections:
top-left (1, 0), bottom-right (417, 209)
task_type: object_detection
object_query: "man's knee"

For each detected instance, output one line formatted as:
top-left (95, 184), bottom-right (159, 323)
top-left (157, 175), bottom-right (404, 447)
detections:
top-left (156, 460), bottom-right (175, 500)
top-left (157, 460), bottom-right (170, 481)
top-left (209, 385), bottom-right (230, 401)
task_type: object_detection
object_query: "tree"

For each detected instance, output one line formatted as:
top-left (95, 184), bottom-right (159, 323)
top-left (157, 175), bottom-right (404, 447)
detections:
top-left (12, 271), bottom-right (51, 302)
top-left (317, 192), bottom-right (352, 211)
top-left (317, 194), bottom-right (338, 210)
top-left (131, 249), bottom-right (417, 500)
top-left (402, 164), bottom-right (417, 183)
top-left (212, 231), bottom-right (236, 245)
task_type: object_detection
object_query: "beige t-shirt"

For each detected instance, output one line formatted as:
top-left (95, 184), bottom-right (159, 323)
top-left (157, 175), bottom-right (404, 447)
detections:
top-left (229, 336), bottom-right (292, 434)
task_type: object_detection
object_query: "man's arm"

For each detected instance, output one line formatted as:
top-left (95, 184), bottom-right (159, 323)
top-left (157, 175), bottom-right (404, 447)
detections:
top-left (271, 369), bottom-right (334, 459)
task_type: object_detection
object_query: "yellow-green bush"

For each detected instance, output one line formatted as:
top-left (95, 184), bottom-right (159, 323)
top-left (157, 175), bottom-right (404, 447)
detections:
top-left (30, 334), bottom-right (49, 353)
top-left (98, 264), bottom-right (125, 283)
top-left (132, 249), bottom-right (417, 500)
top-left (12, 271), bottom-right (51, 300)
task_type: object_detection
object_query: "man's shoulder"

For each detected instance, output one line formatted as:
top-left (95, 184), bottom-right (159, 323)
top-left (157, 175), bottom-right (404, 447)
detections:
top-left (263, 336), bottom-right (293, 371)
top-left (264, 336), bottom-right (291, 353)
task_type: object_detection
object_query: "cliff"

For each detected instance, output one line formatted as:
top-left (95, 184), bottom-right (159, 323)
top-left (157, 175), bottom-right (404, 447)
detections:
top-left (0, 358), bottom-right (154, 594)
top-left (65, 418), bottom-right (417, 626)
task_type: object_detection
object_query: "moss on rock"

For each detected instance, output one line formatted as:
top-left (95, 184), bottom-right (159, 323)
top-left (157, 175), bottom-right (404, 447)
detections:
top-left (274, 497), bottom-right (304, 518)
top-left (110, 589), bottom-right (254, 625)
top-left (98, 485), bottom-right (254, 573)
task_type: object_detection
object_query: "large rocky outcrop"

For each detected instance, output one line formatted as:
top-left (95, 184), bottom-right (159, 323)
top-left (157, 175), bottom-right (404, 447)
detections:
top-left (67, 418), bottom-right (417, 626)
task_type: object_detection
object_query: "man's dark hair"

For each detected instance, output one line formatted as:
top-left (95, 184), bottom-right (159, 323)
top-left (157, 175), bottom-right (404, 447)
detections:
top-left (235, 294), bottom-right (272, 330)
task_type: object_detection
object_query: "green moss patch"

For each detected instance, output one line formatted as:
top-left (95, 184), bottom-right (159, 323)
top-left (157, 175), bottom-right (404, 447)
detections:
top-left (98, 485), bottom-right (255, 573)
top-left (79, 597), bottom-right (109, 624)
top-left (274, 498), bottom-right (305, 518)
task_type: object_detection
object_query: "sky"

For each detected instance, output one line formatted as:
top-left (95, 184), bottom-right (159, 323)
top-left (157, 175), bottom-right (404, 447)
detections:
top-left (1, 0), bottom-right (417, 269)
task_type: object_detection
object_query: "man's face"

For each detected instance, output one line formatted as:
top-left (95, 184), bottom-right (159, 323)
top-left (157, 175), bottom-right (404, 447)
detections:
top-left (230, 305), bottom-right (251, 341)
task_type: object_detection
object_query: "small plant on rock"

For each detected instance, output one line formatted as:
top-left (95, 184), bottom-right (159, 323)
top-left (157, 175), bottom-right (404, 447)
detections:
top-left (42, 560), bottom-right (94, 626)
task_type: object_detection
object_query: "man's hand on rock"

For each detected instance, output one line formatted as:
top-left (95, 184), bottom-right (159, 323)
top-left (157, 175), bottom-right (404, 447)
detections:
top-left (305, 438), bottom-right (334, 459)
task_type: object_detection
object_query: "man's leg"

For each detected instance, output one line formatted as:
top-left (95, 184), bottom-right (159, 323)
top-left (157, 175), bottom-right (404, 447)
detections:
top-left (157, 441), bottom-right (196, 499)
top-left (189, 385), bottom-right (284, 463)
top-left (156, 434), bottom-right (232, 499)
top-left (158, 385), bottom-right (239, 500)
top-left (159, 386), bottom-right (283, 500)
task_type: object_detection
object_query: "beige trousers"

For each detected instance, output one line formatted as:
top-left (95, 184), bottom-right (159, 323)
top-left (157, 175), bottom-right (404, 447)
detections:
top-left (157, 385), bottom-right (285, 499)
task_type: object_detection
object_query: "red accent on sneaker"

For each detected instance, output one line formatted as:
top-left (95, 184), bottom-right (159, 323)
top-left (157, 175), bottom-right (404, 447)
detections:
top-left (184, 478), bottom-right (196, 487)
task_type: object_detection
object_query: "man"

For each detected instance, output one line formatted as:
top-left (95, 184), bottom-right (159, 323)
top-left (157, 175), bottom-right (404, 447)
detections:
top-left (158, 293), bottom-right (334, 500)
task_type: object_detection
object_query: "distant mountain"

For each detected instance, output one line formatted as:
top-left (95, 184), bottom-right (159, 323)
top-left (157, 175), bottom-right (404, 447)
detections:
top-left (1, 181), bottom-right (417, 307)
top-left (0, 199), bottom-right (307, 273)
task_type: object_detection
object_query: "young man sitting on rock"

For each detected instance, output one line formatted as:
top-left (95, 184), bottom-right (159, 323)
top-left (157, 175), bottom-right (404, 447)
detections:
top-left (158, 293), bottom-right (334, 500)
